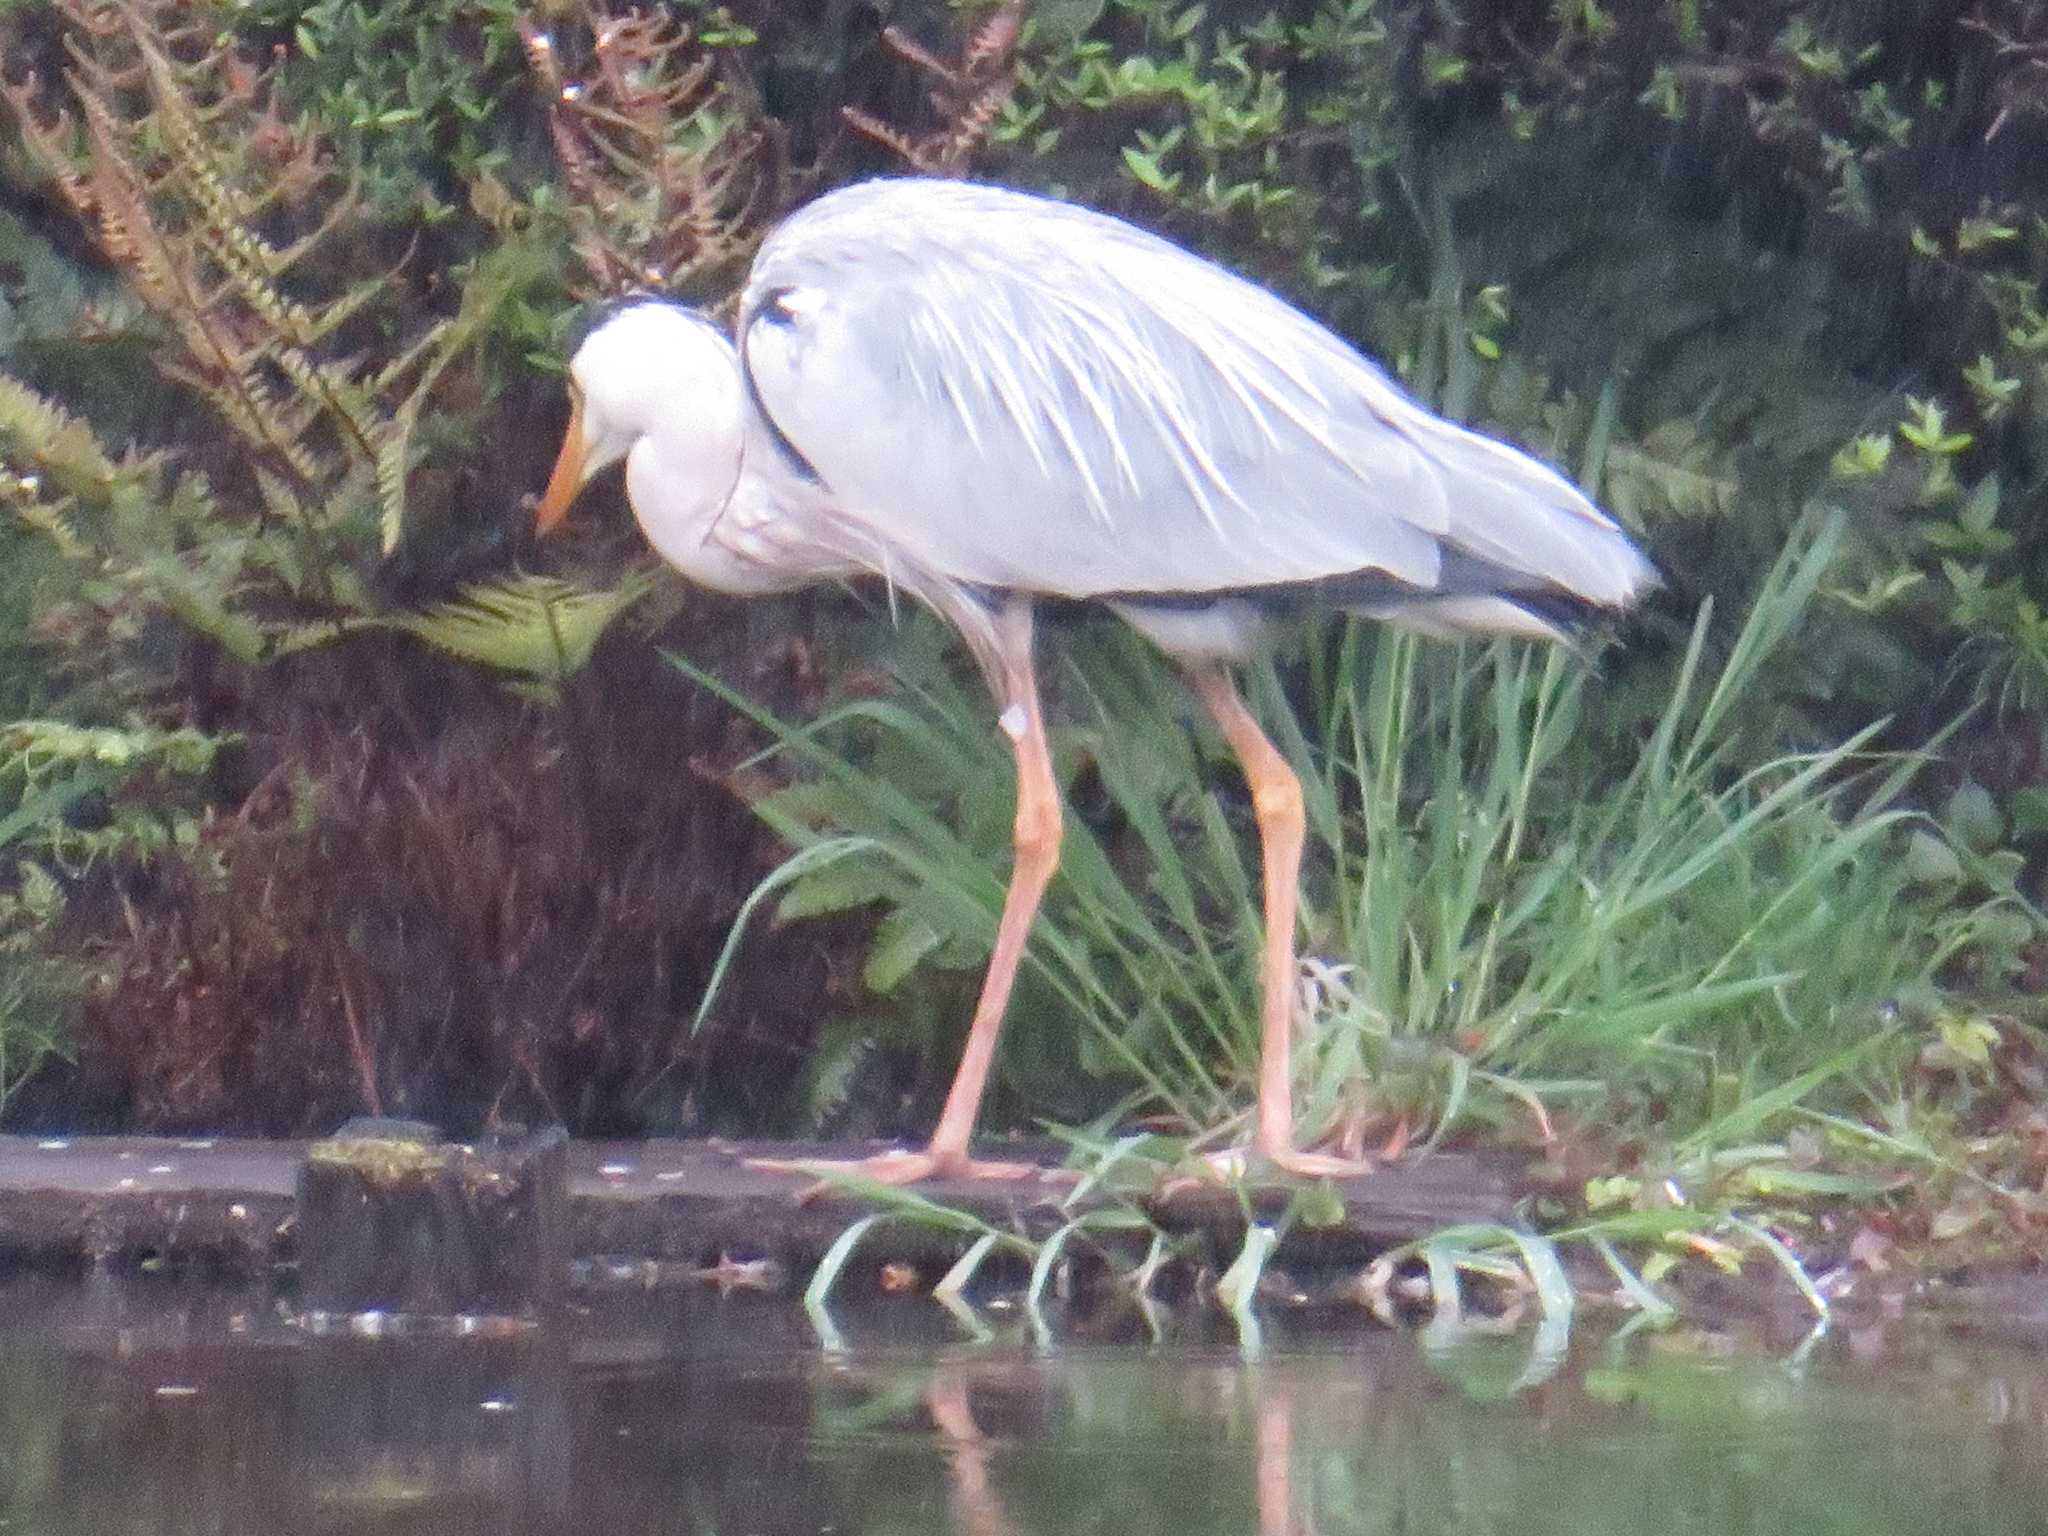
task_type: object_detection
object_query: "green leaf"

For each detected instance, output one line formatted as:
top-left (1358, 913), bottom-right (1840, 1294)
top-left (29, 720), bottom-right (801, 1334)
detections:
top-left (2010, 787), bottom-right (2048, 839)
top-left (863, 909), bottom-right (946, 994)
top-left (0, 765), bottom-right (117, 851)
top-left (1829, 432), bottom-right (1891, 479)
top-left (1959, 474), bottom-right (2001, 533)
top-left (777, 864), bottom-right (886, 921)
top-left (1933, 1010), bottom-right (2000, 1067)
top-left (1899, 397), bottom-right (1972, 455)
top-left (1421, 42), bottom-right (1467, 86)
top-left (1120, 146), bottom-right (1180, 193)
top-left (805, 1213), bottom-right (886, 1311)
top-left (1962, 356), bottom-right (2021, 414)
top-left (1956, 215), bottom-right (2018, 252)
top-left (1904, 828), bottom-right (1964, 886)
top-left (1584, 1175), bottom-right (1642, 1211)
top-left (1944, 780), bottom-right (2004, 853)
top-left (1292, 1180), bottom-right (1347, 1228)
top-left (1736, 1166), bottom-right (1908, 1197)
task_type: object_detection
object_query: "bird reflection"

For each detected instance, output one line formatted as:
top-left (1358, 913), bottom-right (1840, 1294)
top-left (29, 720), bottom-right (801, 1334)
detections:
top-left (926, 1363), bottom-right (1017, 1536)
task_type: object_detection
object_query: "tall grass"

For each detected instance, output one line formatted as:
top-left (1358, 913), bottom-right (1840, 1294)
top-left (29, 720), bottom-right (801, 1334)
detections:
top-left (683, 514), bottom-right (1980, 1152)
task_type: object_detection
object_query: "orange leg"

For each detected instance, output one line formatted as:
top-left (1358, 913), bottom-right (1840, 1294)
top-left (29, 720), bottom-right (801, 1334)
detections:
top-left (753, 597), bottom-right (1062, 1186)
top-left (927, 1366), bottom-right (1015, 1536)
top-left (1187, 665), bottom-right (1371, 1180)
top-left (1256, 1384), bottom-right (1298, 1536)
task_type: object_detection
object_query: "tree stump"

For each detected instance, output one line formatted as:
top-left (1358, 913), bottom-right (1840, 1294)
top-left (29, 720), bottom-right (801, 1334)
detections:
top-left (295, 1119), bottom-right (567, 1325)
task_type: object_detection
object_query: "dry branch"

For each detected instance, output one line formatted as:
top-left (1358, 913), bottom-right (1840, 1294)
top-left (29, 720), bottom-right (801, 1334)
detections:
top-left (843, 2), bottom-right (1023, 176)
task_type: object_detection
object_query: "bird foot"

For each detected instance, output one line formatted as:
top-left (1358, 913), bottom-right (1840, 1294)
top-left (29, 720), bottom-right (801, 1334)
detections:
top-left (747, 1147), bottom-right (1073, 1201)
top-left (1260, 1145), bottom-right (1375, 1180)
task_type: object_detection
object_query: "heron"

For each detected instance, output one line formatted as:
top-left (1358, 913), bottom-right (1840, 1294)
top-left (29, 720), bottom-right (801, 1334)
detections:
top-left (534, 177), bottom-right (1656, 1184)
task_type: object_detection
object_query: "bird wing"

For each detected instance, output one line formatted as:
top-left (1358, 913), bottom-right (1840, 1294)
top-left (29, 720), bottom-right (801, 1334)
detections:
top-left (738, 179), bottom-right (1651, 607)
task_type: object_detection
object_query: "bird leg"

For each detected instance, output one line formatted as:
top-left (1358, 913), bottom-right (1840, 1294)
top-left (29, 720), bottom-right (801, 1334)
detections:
top-left (1186, 665), bottom-right (1372, 1181)
top-left (751, 597), bottom-right (1063, 1188)
top-left (1256, 1383), bottom-right (1301, 1536)
top-left (927, 1365), bottom-right (1017, 1536)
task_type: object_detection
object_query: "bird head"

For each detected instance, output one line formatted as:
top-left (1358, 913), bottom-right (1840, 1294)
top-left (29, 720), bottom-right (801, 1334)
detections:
top-left (534, 296), bottom-right (746, 538)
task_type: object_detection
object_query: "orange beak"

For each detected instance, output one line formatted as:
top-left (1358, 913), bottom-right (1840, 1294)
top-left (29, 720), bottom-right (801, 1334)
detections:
top-left (534, 395), bottom-right (587, 537)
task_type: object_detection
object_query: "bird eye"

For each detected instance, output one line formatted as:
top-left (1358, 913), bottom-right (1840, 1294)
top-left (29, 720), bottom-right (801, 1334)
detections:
top-left (764, 286), bottom-right (826, 325)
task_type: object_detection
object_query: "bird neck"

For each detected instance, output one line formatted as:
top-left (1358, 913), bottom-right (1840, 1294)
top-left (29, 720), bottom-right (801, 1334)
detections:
top-left (623, 428), bottom-right (744, 575)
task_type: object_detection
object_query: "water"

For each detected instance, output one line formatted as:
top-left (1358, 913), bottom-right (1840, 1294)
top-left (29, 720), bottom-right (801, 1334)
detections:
top-left (1, 1271), bottom-right (2045, 1535)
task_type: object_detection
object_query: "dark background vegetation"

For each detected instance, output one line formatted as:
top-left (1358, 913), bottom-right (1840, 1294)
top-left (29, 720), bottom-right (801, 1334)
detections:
top-left (1, 0), bottom-right (2046, 1237)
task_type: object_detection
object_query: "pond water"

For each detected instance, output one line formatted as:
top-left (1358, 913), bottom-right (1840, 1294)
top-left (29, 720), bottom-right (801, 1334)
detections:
top-left (1, 1273), bottom-right (2044, 1535)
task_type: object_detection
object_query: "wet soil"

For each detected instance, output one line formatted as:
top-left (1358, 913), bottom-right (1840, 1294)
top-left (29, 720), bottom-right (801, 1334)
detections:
top-left (0, 1132), bottom-right (1524, 1277)
top-left (11, 1132), bottom-right (2038, 1328)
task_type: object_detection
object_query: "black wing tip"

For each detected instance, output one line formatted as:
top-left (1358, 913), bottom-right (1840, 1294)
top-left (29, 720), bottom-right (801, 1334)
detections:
top-left (1506, 587), bottom-right (1619, 641)
top-left (1106, 568), bottom-right (1650, 647)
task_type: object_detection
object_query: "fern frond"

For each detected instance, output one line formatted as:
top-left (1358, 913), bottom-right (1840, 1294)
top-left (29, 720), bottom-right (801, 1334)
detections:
top-left (1605, 423), bottom-right (1741, 522)
top-left (273, 266), bottom-right (380, 346)
top-left (374, 242), bottom-right (549, 551)
top-left (374, 418), bottom-right (413, 557)
top-left (523, 1), bottom-right (786, 295)
top-left (141, 554), bottom-right (269, 664)
top-left (844, 4), bottom-right (1023, 177)
top-left (249, 464), bottom-right (315, 532)
top-left (0, 370), bottom-right (129, 496)
top-left (367, 318), bottom-right (453, 403)
top-left (393, 572), bottom-right (657, 683)
top-left (0, 717), bottom-right (231, 779)
top-left (2, 0), bottom-right (474, 548)
top-left (267, 616), bottom-right (374, 656)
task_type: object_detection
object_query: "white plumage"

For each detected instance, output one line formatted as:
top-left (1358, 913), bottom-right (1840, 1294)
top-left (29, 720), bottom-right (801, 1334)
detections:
top-left (536, 176), bottom-right (1656, 1185)
top-left (737, 179), bottom-right (1653, 618)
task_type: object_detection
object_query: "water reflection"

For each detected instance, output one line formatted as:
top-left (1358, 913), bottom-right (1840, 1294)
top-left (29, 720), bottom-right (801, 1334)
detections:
top-left (0, 1273), bottom-right (2045, 1534)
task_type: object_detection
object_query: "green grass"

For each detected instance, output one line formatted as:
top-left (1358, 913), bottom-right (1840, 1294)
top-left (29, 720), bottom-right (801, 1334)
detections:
top-left (684, 513), bottom-right (1986, 1173)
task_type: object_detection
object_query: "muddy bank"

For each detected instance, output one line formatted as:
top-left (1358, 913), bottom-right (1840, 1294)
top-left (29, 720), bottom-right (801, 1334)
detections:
top-left (0, 1132), bottom-right (1523, 1278)
top-left (1, 1133), bottom-right (2039, 1331)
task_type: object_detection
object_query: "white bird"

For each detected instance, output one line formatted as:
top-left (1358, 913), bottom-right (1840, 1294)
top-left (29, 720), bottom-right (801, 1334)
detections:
top-left (535, 176), bottom-right (1656, 1185)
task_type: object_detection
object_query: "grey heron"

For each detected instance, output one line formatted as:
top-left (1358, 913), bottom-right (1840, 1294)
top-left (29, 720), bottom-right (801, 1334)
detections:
top-left (535, 177), bottom-right (1656, 1184)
